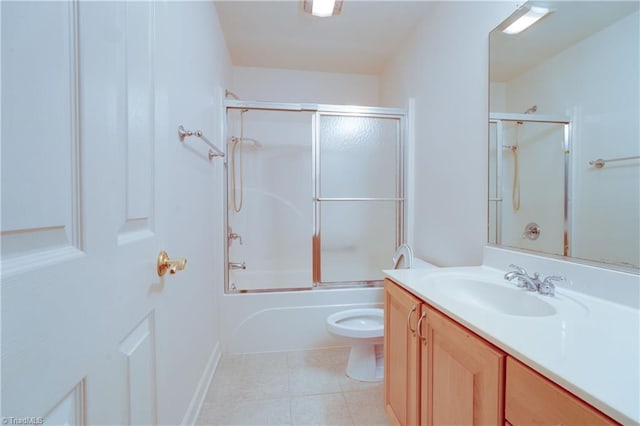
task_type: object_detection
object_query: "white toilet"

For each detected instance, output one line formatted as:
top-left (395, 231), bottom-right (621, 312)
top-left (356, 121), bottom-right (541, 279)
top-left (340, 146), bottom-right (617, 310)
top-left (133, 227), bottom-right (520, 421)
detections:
top-left (326, 308), bottom-right (384, 382)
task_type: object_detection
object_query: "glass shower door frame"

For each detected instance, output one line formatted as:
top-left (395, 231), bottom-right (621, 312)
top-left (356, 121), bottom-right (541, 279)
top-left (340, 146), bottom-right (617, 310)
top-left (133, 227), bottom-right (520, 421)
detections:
top-left (222, 100), bottom-right (407, 293)
top-left (312, 107), bottom-right (406, 287)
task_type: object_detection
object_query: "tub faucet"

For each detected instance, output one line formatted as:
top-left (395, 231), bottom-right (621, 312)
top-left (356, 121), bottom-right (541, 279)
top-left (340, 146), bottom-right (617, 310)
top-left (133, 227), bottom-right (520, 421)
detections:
top-left (229, 261), bottom-right (246, 270)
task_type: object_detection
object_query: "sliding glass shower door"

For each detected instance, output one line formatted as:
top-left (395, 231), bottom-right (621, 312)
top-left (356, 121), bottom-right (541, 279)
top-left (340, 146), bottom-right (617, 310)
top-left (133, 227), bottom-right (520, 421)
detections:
top-left (315, 113), bottom-right (403, 284)
top-left (225, 103), bottom-right (405, 292)
top-left (226, 108), bottom-right (314, 291)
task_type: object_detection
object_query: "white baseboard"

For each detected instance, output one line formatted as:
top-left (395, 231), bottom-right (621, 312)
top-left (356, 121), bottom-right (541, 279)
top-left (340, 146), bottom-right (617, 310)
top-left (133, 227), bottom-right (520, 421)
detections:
top-left (181, 342), bottom-right (221, 426)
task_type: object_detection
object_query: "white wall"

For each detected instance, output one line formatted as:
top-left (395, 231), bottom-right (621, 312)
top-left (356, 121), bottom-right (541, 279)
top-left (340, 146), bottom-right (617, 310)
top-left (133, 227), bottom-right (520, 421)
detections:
top-left (230, 66), bottom-right (379, 105)
top-left (154, 2), bottom-right (231, 424)
top-left (380, 2), bottom-right (517, 267)
top-left (503, 11), bottom-right (639, 268)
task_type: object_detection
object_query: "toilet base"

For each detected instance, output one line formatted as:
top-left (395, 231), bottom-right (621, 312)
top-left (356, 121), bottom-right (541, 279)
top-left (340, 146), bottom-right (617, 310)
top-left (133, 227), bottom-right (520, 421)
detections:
top-left (345, 341), bottom-right (383, 382)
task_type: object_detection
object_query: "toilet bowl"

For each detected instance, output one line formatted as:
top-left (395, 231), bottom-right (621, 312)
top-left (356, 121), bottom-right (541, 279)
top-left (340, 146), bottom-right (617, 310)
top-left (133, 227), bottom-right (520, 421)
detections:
top-left (326, 308), bottom-right (384, 382)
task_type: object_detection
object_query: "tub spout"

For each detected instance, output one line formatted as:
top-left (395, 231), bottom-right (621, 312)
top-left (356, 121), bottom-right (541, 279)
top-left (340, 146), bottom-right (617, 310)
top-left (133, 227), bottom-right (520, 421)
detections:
top-left (229, 261), bottom-right (246, 270)
top-left (392, 244), bottom-right (413, 269)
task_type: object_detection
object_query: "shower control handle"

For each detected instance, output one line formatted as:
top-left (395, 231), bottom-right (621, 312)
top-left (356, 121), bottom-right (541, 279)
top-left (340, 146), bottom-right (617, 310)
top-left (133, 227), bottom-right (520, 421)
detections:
top-left (228, 232), bottom-right (243, 245)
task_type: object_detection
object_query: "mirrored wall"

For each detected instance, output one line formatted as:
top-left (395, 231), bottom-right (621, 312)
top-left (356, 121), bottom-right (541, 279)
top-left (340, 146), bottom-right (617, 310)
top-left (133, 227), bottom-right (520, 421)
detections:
top-left (489, 1), bottom-right (639, 270)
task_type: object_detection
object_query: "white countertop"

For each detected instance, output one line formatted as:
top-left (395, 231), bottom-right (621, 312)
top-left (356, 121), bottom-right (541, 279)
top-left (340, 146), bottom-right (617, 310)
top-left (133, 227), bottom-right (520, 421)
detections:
top-left (384, 266), bottom-right (640, 425)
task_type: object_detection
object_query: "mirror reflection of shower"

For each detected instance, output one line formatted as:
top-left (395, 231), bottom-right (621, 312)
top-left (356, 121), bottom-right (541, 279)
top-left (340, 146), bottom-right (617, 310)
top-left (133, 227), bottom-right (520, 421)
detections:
top-left (503, 105), bottom-right (537, 212)
top-left (503, 124), bottom-right (521, 212)
top-left (489, 112), bottom-right (569, 257)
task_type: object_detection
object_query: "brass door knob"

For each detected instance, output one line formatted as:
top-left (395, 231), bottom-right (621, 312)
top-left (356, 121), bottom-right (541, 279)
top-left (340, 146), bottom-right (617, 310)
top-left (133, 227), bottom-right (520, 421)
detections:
top-left (157, 251), bottom-right (187, 277)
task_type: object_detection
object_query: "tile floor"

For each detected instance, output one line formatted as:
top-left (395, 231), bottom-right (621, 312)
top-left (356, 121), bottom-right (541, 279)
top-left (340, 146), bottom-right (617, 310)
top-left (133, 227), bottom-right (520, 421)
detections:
top-left (196, 347), bottom-right (389, 426)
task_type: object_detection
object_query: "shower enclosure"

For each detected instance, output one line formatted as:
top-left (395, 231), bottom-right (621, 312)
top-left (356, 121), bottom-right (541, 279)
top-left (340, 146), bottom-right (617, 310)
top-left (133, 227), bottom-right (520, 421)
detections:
top-left (225, 100), bottom-right (406, 292)
top-left (489, 113), bottom-right (570, 256)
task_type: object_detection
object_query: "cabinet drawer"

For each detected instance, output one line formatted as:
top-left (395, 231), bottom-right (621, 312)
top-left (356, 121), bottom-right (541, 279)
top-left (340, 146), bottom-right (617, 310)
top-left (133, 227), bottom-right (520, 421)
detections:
top-left (505, 357), bottom-right (618, 425)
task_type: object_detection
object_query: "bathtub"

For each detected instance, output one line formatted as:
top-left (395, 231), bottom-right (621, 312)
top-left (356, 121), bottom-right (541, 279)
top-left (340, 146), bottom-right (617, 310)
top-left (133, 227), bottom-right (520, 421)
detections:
top-left (220, 258), bottom-right (437, 354)
top-left (220, 286), bottom-right (384, 354)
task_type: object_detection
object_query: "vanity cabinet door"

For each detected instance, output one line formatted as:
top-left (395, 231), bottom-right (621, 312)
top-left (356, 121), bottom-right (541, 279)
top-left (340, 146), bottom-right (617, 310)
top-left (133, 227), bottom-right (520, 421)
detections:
top-left (506, 357), bottom-right (618, 425)
top-left (425, 309), bottom-right (506, 426)
top-left (384, 279), bottom-right (423, 426)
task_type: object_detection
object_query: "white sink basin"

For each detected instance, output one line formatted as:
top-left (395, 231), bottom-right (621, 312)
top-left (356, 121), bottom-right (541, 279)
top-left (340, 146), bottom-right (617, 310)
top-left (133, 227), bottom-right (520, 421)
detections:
top-left (436, 277), bottom-right (557, 317)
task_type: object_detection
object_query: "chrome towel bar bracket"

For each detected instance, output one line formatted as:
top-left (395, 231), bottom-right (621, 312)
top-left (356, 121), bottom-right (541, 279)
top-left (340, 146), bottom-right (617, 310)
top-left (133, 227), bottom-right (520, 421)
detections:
top-left (178, 125), bottom-right (225, 160)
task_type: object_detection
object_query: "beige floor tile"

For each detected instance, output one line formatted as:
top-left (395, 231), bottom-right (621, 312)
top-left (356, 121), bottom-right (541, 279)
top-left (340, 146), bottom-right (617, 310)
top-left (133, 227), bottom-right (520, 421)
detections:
top-left (196, 398), bottom-right (291, 426)
top-left (200, 351), bottom-right (387, 425)
top-left (220, 352), bottom-right (289, 376)
top-left (288, 364), bottom-right (343, 396)
top-left (338, 374), bottom-right (383, 393)
top-left (344, 388), bottom-right (388, 426)
top-left (286, 347), bottom-right (350, 369)
top-left (205, 366), bottom-right (290, 404)
top-left (290, 393), bottom-right (354, 426)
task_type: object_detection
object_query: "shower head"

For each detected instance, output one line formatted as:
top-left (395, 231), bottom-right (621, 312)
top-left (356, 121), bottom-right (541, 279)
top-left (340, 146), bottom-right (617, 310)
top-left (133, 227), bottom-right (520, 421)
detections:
top-left (225, 89), bottom-right (239, 100)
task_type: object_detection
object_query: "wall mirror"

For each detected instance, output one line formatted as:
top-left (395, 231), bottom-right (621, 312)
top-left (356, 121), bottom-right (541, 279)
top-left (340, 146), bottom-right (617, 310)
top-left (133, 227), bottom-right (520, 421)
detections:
top-left (488, 1), bottom-right (639, 271)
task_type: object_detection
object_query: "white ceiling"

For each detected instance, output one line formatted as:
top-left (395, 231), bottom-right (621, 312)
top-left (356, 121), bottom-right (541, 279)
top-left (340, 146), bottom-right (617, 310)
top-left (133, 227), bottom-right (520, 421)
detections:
top-left (214, 1), bottom-right (434, 75)
top-left (215, 1), bottom-right (639, 80)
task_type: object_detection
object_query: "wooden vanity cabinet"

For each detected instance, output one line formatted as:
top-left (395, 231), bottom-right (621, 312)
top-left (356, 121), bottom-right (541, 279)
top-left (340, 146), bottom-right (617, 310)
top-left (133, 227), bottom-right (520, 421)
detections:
top-left (505, 357), bottom-right (618, 426)
top-left (384, 279), bottom-right (423, 425)
top-left (385, 279), bottom-right (505, 426)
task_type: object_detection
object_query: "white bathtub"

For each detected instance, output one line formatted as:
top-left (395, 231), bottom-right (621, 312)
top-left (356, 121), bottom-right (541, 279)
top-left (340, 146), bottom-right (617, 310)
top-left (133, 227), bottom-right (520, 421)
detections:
top-left (220, 286), bottom-right (383, 354)
top-left (220, 258), bottom-right (438, 354)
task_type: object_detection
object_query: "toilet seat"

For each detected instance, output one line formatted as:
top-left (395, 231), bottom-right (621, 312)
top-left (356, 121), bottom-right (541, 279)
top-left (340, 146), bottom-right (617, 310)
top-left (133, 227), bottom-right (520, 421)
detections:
top-left (326, 308), bottom-right (384, 339)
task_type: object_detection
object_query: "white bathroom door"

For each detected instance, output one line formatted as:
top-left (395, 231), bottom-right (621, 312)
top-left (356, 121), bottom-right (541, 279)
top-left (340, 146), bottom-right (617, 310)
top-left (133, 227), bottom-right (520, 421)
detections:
top-left (2, 2), bottom-right (167, 424)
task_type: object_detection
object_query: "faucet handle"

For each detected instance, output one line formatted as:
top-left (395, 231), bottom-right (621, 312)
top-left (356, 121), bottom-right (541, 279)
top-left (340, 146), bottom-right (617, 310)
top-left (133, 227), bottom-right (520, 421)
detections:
top-left (508, 263), bottom-right (528, 275)
top-left (539, 275), bottom-right (565, 296)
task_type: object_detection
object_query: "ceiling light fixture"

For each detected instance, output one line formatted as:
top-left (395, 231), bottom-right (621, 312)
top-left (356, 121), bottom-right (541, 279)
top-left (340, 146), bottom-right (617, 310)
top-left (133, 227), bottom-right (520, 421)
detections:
top-left (502, 6), bottom-right (550, 35)
top-left (303, 0), bottom-right (343, 17)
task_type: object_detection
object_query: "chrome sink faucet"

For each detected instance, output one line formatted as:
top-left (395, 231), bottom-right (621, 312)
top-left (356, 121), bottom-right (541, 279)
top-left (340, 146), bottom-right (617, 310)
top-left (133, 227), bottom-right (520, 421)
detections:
top-left (504, 264), bottom-right (564, 296)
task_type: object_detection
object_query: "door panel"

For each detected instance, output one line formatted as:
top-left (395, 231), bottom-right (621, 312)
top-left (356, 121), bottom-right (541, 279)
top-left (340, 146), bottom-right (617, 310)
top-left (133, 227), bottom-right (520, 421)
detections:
top-left (426, 309), bottom-right (505, 426)
top-left (119, 313), bottom-right (157, 426)
top-left (1, 0), bottom-right (82, 270)
top-left (1, 2), bottom-right (162, 423)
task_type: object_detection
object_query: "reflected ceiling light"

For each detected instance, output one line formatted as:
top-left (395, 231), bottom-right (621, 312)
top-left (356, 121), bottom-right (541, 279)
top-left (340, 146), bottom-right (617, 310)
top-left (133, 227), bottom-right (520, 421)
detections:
top-left (502, 6), bottom-right (550, 34)
top-left (303, 0), bottom-right (343, 17)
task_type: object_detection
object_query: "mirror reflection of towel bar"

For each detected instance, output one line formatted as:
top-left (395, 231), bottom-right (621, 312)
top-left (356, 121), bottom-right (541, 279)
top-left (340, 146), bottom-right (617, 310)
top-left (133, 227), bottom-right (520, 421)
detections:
top-left (178, 125), bottom-right (225, 160)
top-left (589, 155), bottom-right (639, 169)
